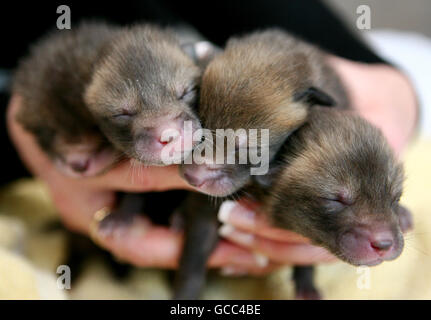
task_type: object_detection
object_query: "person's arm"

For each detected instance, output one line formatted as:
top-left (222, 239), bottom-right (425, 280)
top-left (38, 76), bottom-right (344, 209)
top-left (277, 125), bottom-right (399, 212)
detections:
top-left (328, 55), bottom-right (418, 156)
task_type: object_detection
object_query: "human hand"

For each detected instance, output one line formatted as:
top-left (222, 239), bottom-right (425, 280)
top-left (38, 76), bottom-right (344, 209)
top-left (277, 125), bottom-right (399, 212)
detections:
top-left (328, 55), bottom-right (418, 156)
top-left (213, 200), bottom-right (335, 275)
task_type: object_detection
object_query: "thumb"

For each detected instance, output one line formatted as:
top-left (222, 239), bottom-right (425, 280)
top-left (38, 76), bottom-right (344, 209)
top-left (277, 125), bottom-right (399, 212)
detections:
top-left (94, 161), bottom-right (194, 192)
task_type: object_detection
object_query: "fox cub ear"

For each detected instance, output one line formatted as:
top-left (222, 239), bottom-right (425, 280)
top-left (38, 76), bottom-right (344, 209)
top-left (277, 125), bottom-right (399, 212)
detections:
top-left (181, 41), bottom-right (221, 68)
top-left (294, 87), bottom-right (336, 107)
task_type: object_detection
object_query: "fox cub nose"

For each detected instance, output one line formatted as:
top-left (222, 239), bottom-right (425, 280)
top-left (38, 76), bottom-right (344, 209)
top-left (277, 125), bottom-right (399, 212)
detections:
top-left (370, 239), bottom-right (393, 252)
top-left (69, 159), bottom-right (90, 173)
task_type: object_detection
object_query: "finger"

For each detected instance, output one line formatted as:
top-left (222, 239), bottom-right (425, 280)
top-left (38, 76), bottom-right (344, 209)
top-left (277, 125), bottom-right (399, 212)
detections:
top-left (93, 217), bottom-right (183, 268)
top-left (52, 187), bottom-right (115, 234)
top-left (219, 224), bottom-right (336, 265)
top-left (208, 240), bottom-right (273, 269)
top-left (92, 216), bottom-right (268, 270)
top-left (217, 200), bottom-right (310, 243)
top-left (220, 263), bottom-right (282, 277)
top-left (91, 161), bottom-right (194, 192)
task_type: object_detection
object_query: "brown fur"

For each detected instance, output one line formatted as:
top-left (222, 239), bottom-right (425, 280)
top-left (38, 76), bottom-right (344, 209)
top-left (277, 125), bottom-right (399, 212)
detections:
top-left (200, 29), bottom-right (349, 147)
top-left (175, 107), bottom-right (408, 299)
top-left (262, 107), bottom-right (405, 264)
top-left (85, 24), bottom-right (202, 163)
top-left (181, 29), bottom-right (349, 197)
top-left (13, 21), bottom-right (203, 167)
top-left (13, 22), bottom-right (119, 157)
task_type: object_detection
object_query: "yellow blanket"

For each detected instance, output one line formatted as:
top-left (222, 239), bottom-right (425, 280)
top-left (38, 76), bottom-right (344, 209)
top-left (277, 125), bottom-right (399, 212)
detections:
top-left (0, 138), bottom-right (430, 300)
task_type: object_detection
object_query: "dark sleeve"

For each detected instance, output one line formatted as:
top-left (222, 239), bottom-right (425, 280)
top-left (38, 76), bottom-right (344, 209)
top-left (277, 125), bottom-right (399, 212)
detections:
top-left (0, 0), bottom-right (384, 69)
top-left (161, 0), bottom-right (386, 64)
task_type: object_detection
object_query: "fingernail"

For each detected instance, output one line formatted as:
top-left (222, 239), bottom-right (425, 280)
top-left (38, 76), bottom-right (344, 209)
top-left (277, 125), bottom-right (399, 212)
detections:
top-left (218, 200), bottom-right (256, 227)
top-left (91, 213), bottom-right (147, 245)
top-left (219, 224), bottom-right (254, 246)
top-left (89, 207), bottom-right (111, 244)
top-left (218, 200), bottom-right (236, 223)
top-left (218, 224), bottom-right (235, 237)
top-left (127, 220), bottom-right (148, 238)
top-left (220, 266), bottom-right (248, 276)
top-left (253, 252), bottom-right (269, 268)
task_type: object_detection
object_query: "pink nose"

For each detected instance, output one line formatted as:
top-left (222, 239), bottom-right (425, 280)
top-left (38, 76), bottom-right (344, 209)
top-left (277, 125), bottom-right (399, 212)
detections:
top-left (156, 124), bottom-right (183, 147)
top-left (151, 115), bottom-right (199, 155)
top-left (153, 113), bottom-right (193, 148)
top-left (339, 226), bottom-right (401, 265)
top-left (69, 159), bottom-right (90, 173)
top-left (370, 239), bottom-right (393, 252)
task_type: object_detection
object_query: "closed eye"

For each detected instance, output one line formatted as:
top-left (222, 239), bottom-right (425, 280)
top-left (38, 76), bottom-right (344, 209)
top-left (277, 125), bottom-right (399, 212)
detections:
top-left (320, 198), bottom-right (347, 213)
top-left (179, 85), bottom-right (197, 102)
top-left (112, 109), bottom-right (137, 121)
